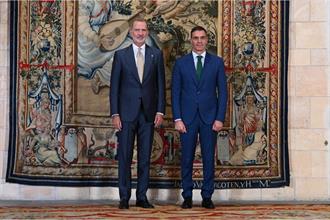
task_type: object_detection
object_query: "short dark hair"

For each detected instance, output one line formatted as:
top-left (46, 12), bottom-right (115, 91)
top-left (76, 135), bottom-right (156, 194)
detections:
top-left (190, 26), bottom-right (207, 37)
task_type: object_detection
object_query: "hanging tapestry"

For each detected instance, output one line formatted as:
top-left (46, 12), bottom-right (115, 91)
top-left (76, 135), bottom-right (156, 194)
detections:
top-left (7, 0), bottom-right (289, 189)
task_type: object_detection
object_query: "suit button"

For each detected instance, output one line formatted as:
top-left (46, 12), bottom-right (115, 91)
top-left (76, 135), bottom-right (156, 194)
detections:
top-left (197, 91), bottom-right (200, 95)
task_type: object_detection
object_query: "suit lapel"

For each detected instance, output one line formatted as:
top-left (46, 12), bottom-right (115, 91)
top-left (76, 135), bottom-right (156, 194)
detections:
top-left (142, 45), bottom-right (152, 83)
top-left (188, 53), bottom-right (198, 87)
top-left (127, 45), bottom-right (141, 83)
top-left (199, 52), bottom-right (211, 86)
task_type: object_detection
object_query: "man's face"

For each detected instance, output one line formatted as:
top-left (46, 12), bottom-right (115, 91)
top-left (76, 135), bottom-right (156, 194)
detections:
top-left (191, 30), bottom-right (208, 54)
top-left (130, 21), bottom-right (149, 47)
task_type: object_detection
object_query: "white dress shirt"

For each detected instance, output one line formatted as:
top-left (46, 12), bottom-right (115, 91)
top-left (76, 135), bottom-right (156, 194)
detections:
top-left (192, 51), bottom-right (206, 69)
top-left (132, 43), bottom-right (146, 63)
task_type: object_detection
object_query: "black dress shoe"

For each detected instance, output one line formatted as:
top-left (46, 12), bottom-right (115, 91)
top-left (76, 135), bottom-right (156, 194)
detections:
top-left (136, 200), bottom-right (154, 208)
top-left (202, 198), bottom-right (215, 209)
top-left (118, 200), bottom-right (129, 209)
top-left (181, 197), bottom-right (192, 209)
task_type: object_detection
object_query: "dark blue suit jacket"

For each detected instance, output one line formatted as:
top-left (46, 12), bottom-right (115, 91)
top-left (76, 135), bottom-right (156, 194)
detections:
top-left (110, 45), bottom-right (165, 122)
top-left (171, 52), bottom-right (227, 124)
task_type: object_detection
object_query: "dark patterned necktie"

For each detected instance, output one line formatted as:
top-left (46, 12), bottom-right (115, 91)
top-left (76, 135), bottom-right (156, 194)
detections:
top-left (196, 55), bottom-right (203, 80)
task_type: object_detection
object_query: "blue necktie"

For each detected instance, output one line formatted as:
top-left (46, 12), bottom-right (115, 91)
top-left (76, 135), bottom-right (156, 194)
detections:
top-left (196, 55), bottom-right (203, 80)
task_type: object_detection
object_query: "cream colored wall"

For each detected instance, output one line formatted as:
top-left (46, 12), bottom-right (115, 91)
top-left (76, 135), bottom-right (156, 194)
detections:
top-left (0, 0), bottom-right (329, 201)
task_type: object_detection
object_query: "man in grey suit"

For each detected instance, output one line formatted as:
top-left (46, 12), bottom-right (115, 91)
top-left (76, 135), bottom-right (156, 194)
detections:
top-left (110, 17), bottom-right (165, 209)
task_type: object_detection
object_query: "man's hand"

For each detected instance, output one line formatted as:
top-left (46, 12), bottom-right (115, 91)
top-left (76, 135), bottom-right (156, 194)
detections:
top-left (212, 120), bottom-right (223, 132)
top-left (175, 120), bottom-right (187, 133)
top-left (154, 114), bottom-right (164, 128)
top-left (112, 115), bottom-right (122, 130)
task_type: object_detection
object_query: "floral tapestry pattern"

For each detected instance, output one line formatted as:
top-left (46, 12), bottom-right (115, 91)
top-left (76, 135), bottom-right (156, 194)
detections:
top-left (7, 0), bottom-right (289, 188)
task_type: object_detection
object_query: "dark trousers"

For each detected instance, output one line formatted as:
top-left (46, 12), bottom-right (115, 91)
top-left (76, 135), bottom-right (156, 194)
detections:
top-left (180, 113), bottom-right (217, 199)
top-left (117, 108), bottom-right (154, 201)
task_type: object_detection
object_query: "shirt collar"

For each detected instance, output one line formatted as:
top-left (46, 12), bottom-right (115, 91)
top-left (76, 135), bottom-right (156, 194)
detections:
top-left (192, 51), bottom-right (206, 60)
top-left (132, 43), bottom-right (146, 53)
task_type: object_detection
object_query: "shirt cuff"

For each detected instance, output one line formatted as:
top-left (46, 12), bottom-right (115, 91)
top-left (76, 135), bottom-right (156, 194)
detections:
top-left (111, 114), bottom-right (119, 117)
top-left (174, 118), bottom-right (182, 122)
top-left (156, 112), bottom-right (164, 116)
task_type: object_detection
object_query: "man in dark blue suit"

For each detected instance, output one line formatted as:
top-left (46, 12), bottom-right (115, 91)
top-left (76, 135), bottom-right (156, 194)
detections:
top-left (171, 26), bottom-right (227, 209)
top-left (110, 18), bottom-right (165, 209)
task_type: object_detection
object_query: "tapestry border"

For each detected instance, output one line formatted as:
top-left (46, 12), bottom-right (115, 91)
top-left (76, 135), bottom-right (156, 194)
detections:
top-left (6, 1), bottom-right (290, 189)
